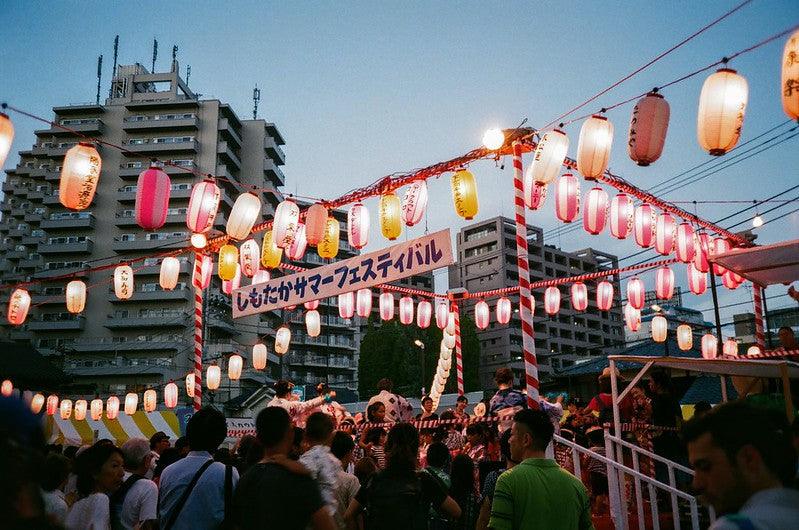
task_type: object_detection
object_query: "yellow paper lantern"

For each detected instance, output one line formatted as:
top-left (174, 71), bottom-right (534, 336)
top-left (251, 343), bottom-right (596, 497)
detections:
top-left (782, 30), bottom-right (799, 120)
top-left (164, 381), bottom-right (178, 408)
top-left (30, 393), bottom-right (45, 414)
top-left (252, 343), bottom-right (268, 370)
top-left (318, 217), bottom-right (340, 259)
top-left (207, 364), bottom-right (221, 390)
top-left (218, 244), bottom-right (239, 280)
top-left (260, 230), bottom-right (283, 269)
top-left (228, 354), bottom-right (243, 381)
top-left (697, 68), bottom-right (748, 155)
top-left (677, 324), bottom-right (693, 351)
top-left (159, 257), bottom-right (181, 290)
top-left (305, 203), bottom-right (329, 247)
top-left (65, 280), bottom-right (86, 314)
top-left (74, 399), bottom-right (87, 420)
top-left (114, 265), bottom-right (134, 300)
top-left (226, 192), bottom-right (261, 240)
top-left (143, 389), bottom-right (157, 412)
top-left (124, 393), bottom-right (138, 415)
top-left (59, 399), bottom-right (73, 420)
top-left (577, 115), bottom-right (614, 179)
top-left (275, 326), bottom-right (291, 355)
top-left (651, 315), bottom-right (668, 343)
top-left (379, 193), bottom-right (402, 240)
top-left (106, 396), bottom-right (120, 420)
top-left (306, 309), bottom-right (321, 337)
top-left (59, 143), bottom-right (101, 210)
top-left (451, 170), bottom-right (479, 220)
top-left (90, 398), bottom-right (103, 420)
top-left (0, 112), bottom-right (15, 168)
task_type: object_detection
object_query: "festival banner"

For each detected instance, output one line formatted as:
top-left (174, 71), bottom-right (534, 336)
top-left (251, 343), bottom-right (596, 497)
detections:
top-left (232, 229), bottom-right (453, 317)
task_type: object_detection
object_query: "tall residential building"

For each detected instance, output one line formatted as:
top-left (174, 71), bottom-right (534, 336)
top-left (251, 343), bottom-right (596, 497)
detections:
top-left (0, 61), bottom-right (286, 405)
top-left (448, 216), bottom-right (624, 388)
top-left (733, 306), bottom-right (799, 348)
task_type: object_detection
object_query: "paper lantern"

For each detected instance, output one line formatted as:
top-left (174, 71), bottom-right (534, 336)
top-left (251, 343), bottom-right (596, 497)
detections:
top-left (63, 280), bottom-right (86, 314)
top-left (356, 288), bottom-right (372, 318)
top-left (6, 288), bottom-right (31, 326)
top-left (251, 271), bottom-right (270, 287)
top-left (634, 203), bottom-right (656, 248)
top-left (555, 173), bottom-right (580, 223)
top-left (143, 389), bottom-right (157, 412)
top-left (402, 181), bottom-right (428, 226)
top-left (451, 169), bottom-right (479, 220)
top-left (207, 364), bottom-right (221, 390)
top-left (527, 129), bottom-right (569, 185)
top-left (783, 30), bottom-right (799, 120)
top-left (227, 192), bottom-right (261, 240)
top-left (583, 187), bottom-right (608, 235)
top-left (655, 266), bottom-right (675, 300)
top-left (675, 223), bottom-right (695, 263)
top-left (417, 300), bottom-right (432, 328)
top-left (185, 373), bottom-right (195, 398)
top-left (125, 393), bottom-right (138, 415)
top-left (1, 379), bottom-right (11, 397)
top-left (222, 264), bottom-right (241, 295)
top-left (318, 217), bottom-right (340, 259)
top-left (275, 326), bottom-right (291, 355)
top-left (379, 193), bottom-right (402, 240)
top-left (624, 303), bottom-right (641, 332)
top-left (164, 381), bottom-right (178, 408)
top-left (339, 292), bottom-right (355, 319)
top-left (348, 203), bottom-right (370, 249)
top-left (701, 334), bottom-right (718, 359)
top-left (435, 301), bottom-right (449, 329)
top-left (114, 265), bottom-right (134, 300)
top-left (609, 194), bottom-right (634, 240)
top-left (305, 203), bottom-right (328, 247)
top-left (723, 338), bottom-right (739, 357)
top-left (651, 315), bottom-right (668, 343)
top-left (187, 180), bottom-right (220, 233)
top-left (216, 244), bottom-right (238, 281)
top-left (191, 233), bottom-right (207, 249)
top-left (159, 257), bottom-right (180, 290)
top-left (628, 92), bottom-right (669, 166)
top-left (544, 287), bottom-right (561, 316)
top-left (273, 199), bottom-right (300, 248)
top-left (446, 311), bottom-right (456, 335)
top-left (59, 399), bottom-right (72, 419)
top-left (697, 68), bottom-right (748, 155)
top-left (106, 396), bottom-right (120, 420)
top-left (59, 143), bottom-right (101, 210)
top-left (90, 398), bottom-right (103, 420)
top-left (747, 345), bottom-right (761, 357)
top-left (627, 277), bottom-right (645, 310)
top-left (577, 115), bottom-right (614, 179)
top-left (677, 324), bottom-right (693, 351)
top-left (193, 254), bottom-right (213, 289)
top-left (253, 343), bottom-right (268, 370)
top-left (135, 165), bottom-right (171, 230)
top-left (496, 297), bottom-right (512, 325)
top-left (259, 230), bottom-right (283, 269)
top-left (443, 331), bottom-right (456, 350)
top-left (571, 282), bottom-right (588, 311)
top-left (687, 264), bottom-right (707, 295)
top-left (693, 232), bottom-right (711, 273)
top-left (525, 181), bottom-right (548, 211)
top-left (304, 299), bottom-right (319, 310)
top-left (45, 395), bottom-right (57, 416)
top-left (306, 310), bottom-right (321, 337)
top-left (399, 296), bottom-right (414, 325)
top-left (228, 354), bottom-right (243, 381)
top-left (0, 112), bottom-right (14, 167)
top-left (74, 399), bottom-right (87, 420)
top-left (655, 213), bottom-right (675, 256)
top-left (596, 281), bottom-right (614, 311)
top-left (380, 292), bottom-right (395, 321)
top-left (722, 270), bottom-right (741, 290)
top-left (30, 393), bottom-right (45, 414)
top-left (474, 300), bottom-right (490, 329)
top-left (712, 238), bottom-right (731, 276)
top-left (239, 239), bottom-right (260, 278)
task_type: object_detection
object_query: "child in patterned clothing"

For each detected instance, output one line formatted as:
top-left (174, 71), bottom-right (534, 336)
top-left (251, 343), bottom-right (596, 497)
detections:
top-left (298, 412), bottom-right (341, 515)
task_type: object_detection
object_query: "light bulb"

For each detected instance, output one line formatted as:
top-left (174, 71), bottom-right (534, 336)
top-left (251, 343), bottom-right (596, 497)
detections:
top-left (752, 215), bottom-right (763, 228)
top-left (482, 128), bottom-right (505, 150)
top-left (191, 233), bottom-right (207, 249)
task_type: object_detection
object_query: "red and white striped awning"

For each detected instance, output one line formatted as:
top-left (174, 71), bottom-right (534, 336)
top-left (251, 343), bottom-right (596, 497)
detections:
top-left (710, 238), bottom-right (799, 287)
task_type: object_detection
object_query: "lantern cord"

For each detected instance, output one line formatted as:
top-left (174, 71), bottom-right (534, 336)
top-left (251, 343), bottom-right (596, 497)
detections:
top-left (541, 0), bottom-right (755, 129)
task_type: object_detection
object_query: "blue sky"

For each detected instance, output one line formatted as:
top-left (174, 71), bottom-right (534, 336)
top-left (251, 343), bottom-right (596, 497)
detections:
top-left (3, 0), bottom-right (798, 331)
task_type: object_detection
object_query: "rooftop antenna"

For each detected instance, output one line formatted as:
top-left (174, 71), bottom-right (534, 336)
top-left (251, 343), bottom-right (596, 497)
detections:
top-left (95, 54), bottom-right (103, 105)
top-left (252, 84), bottom-right (261, 119)
top-left (111, 35), bottom-right (119, 77)
top-left (186, 65), bottom-right (191, 86)
top-left (151, 38), bottom-right (158, 72)
top-left (172, 45), bottom-right (178, 72)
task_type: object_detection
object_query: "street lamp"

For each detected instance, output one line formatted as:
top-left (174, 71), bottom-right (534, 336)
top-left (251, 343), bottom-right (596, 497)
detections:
top-left (414, 339), bottom-right (426, 397)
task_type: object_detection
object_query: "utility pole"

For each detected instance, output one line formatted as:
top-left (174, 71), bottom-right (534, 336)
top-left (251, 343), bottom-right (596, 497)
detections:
top-left (95, 55), bottom-right (103, 104)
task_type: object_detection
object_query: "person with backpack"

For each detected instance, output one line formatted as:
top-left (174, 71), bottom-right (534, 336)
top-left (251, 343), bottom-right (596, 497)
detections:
top-left (345, 423), bottom-right (461, 530)
top-left (114, 438), bottom-right (157, 530)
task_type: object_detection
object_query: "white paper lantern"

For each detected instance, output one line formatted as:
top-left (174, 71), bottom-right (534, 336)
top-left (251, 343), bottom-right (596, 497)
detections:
top-left (59, 399), bottom-right (73, 420)
top-left (474, 300), bottom-right (490, 329)
top-left (66, 280), bottom-right (86, 314)
top-left (6, 288), bottom-right (31, 326)
top-left (701, 334), bottom-right (718, 359)
top-left (274, 199), bottom-right (300, 248)
top-left (496, 297), bottom-right (511, 325)
top-left (651, 315), bottom-right (668, 343)
top-left (577, 115), bottom-right (614, 179)
top-left (416, 300), bottom-right (432, 329)
top-left (380, 292), bottom-right (395, 320)
top-left (527, 129), bottom-right (569, 185)
top-left (399, 296), bottom-right (414, 325)
top-left (74, 399), bottom-right (87, 420)
top-left (697, 68), bottom-right (748, 155)
top-left (114, 265), bottom-right (134, 300)
top-left (347, 203), bottom-right (370, 250)
top-left (239, 239), bottom-right (261, 278)
top-left (227, 192), bottom-right (261, 240)
top-left (275, 326), bottom-right (291, 355)
top-left (106, 396), bottom-right (120, 420)
top-left (306, 310), bottom-right (321, 337)
top-left (125, 393), bottom-right (138, 415)
top-left (723, 338), bottom-right (739, 357)
top-left (339, 292), bottom-right (355, 319)
top-left (228, 354), bottom-right (243, 381)
top-left (401, 181), bottom-right (428, 226)
top-left (747, 345), bottom-right (761, 357)
top-left (443, 332), bottom-right (456, 350)
top-left (783, 30), bottom-right (799, 120)
top-left (206, 364), bottom-right (221, 390)
top-left (30, 393), bottom-right (45, 414)
top-left (356, 288), bottom-right (372, 318)
top-left (159, 257), bottom-right (181, 290)
top-left (677, 324), bottom-right (693, 351)
top-left (253, 343), bottom-right (268, 370)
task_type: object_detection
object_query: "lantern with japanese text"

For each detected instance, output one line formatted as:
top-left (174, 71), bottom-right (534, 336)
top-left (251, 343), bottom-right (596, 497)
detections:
top-left (747, 345), bottom-right (761, 357)
top-left (260, 230), bottom-right (283, 269)
top-left (125, 393), bottom-right (138, 415)
top-left (348, 203), bottom-right (370, 249)
top-left (555, 173), bottom-right (580, 223)
top-left (0, 113), bottom-right (14, 167)
top-left (159, 257), bottom-right (180, 290)
top-left (687, 264), bottom-right (707, 295)
top-left (655, 266), bottom-right (675, 300)
top-left (609, 194), bottom-right (634, 239)
top-left (306, 310), bottom-right (321, 337)
top-left (106, 396), bottom-right (120, 420)
top-left (253, 270), bottom-right (270, 285)
top-left (143, 389), bottom-right (157, 412)
top-left (624, 303), bottom-right (641, 332)
top-left (435, 301), bottom-right (449, 329)
top-left (701, 334), bottom-right (718, 359)
top-left (66, 280), bottom-right (86, 314)
top-left (45, 395), bottom-right (58, 416)
top-left (305, 203), bottom-right (328, 247)
top-left (571, 282), bottom-right (588, 311)
top-left (6, 288), bottom-right (31, 326)
top-left (239, 239), bottom-right (260, 278)
top-left (113, 265), bottom-right (134, 300)
top-left (218, 244), bottom-right (238, 280)
top-left (634, 203), bottom-right (656, 248)
top-left (712, 238), bottom-right (731, 276)
top-left (59, 143), bottom-right (101, 210)
top-left (399, 296), bottom-right (414, 325)
top-left (74, 399), bottom-right (87, 420)
top-left (675, 223), bottom-right (695, 263)
top-left (164, 381), bottom-right (178, 408)
top-left (783, 30), bottom-right (799, 120)
top-left (185, 373), bottom-right (195, 398)
top-left (30, 393), bottom-right (45, 414)
top-left (206, 364), bottom-right (221, 390)
top-left (339, 292), bottom-right (355, 319)
top-left (693, 232), bottom-right (711, 273)
top-left (253, 343), bottom-right (268, 370)
top-left (402, 181), bottom-right (428, 226)
top-left (596, 281), bottom-right (614, 311)
top-left (527, 129), bottom-right (568, 185)
top-left (627, 277), bottom-right (645, 310)
top-left (577, 115), bottom-right (613, 179)
top-left (90, 398), bottom-right (103, 420)
top-left (723, 339), bottom-right (739, 357)
top-left (275, 326), bottom-right (291, 355)
top-left (60, 399), bottom-right (72, 419)
top-left (628, 92), bottom-right (670, 166)
top-left (304, 299), bottom-right (319, 310)
top-left (380, 292), bottom-right (395, 321)
top-left (227, 192), bottom-right (261, 240)
top-left (221, 264), bottom-right (241, 295)
top-left (135, 165), bottom-right (171, 230)
top-left (193, 254), bottom-right (213, 289)
top-left (417, 300), bottom-right (432, 328)
top-left (698, 68), bottom-right (748, 155)
top-left (274, 199), bottom-right (300, 248)
top-left (525, 181), bottom-right (548, 211)
top-left (496, 297), bottom-right (512, 325)
top-left (677, 324), bottom-right (693, 351)
top-left (187, 180), bottom-right (220, 233)
top-left (318, 217), bottom-right (340, 259)
top-left (583, 187), bottom-right (608, 235)
top-left (655, 213), bottom-right (675, 256)
top-left (1, 380), bottom-right (11, 397)
top-left (285, 224), bottom-right (308, 261)
top-left (228, 354), bottom-right (243, 381)
top-left (356, 288), bottom-right (372, 318)
top-left (451, 169), bottom-right (479, 220)
top-left (379, 193), bottom-right (402, 240)
top-left (544, 287), bottom-right (561, 316)
top-left (651, 315), bottom-right (668, 343)
top-left (474, 300), bottom-right (490, 329)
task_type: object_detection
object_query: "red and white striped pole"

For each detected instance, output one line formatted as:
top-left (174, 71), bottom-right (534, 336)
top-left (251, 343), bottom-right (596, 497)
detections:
top-left (452, 301), bottom-right (464, 396)
top-left (752, 284), bottom-right (765, 350)
top-left (512, 141), bottom-right (539, 409)
top-left (192, 253), bottom-right (204, 411)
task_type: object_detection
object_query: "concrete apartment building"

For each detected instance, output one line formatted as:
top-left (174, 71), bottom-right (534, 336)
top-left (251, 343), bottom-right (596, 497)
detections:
top-left (0, 61), bottom-right (286, 406)
top-left (448, 216), bottom-right (625, 388)
top-left (624, 288), bottom-right (713, 345)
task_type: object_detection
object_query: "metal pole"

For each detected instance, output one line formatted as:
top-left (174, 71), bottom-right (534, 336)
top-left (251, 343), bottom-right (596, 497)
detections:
top-left (708, 269), bottom-right (724, 344)
top-left (761, 288), bottom-right (773, 348)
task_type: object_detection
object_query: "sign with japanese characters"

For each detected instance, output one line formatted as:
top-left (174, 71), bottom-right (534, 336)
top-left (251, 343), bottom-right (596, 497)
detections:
top-left (232, 229), bottom-right (453, 317)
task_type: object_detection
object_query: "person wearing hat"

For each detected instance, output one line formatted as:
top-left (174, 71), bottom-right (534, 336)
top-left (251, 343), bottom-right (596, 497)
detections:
top-left (584, 366), bottom-right (633, 423)
top-left (149, 432), bottom-right (171, 456)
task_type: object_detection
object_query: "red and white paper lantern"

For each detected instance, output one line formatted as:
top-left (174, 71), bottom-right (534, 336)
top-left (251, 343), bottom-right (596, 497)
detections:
top-left (194, 254), bottom-right (213, 289)
top-left (273, 199), bottom-right (300, 249)
top-left (135, 165), bottom-right (171, 230)
top-left (285, 223), bottom-right (308, 261)
top-left (655, 213), bottom-right (675, 256)
top-left (675, 223), bottom-right (695, 263)
top-left (496, 297), bottom-right (511, 325)
top-left (554, 173), bottom-right (580, 223)
top-left (187, 180), bottom-right (221, 233)
top-left (106, 396), bottom-right (120, 420)
top-left (60, 399), bottom-right (73, 419)
top-left (712, 238), bottom-right (731, 276)
top-left (474, 300), bottom-right (490, 329)
top-left (687, 263), bottom-right (707, 295)
top-left (1, 380), bottom-right (12, 397)
top-left (624, 303), bottom-right (641, 332)
top-left (338, 292), bottom-right (355, 319)
top-left (544, 286), bottom-right (561, 316)
top-left (401, 181), bottom-right (428, 226)
top-left (416, 300), bottom-right (432, 328)
top-left (655, 266), bottom-right (675, 300)
top-left (609, 193), bottom-right (634, 239)
top-left (571, 282), bottom-right (588, 311)
top-left (628, 92), bottom-right (670, 166)
top-left (46, 395), bottom-right (59, 416)
top-left (596, 281), bottom-right (614, 311)
top-left (73, 399), bottom-right (87, 420)
top-left (356, 288), bottom-right (372, 318)
top-left (701, 333), bottom-right (718, 359)
top-left (399, 296), bottom-right (414, 325)
top-left (583, 187), bottom-right (608, 235)
top-left (304, 299), bottom-right (319, 310)
top-left (693, 232), bottom-right (711, 273)
top-left (722, 270), bottom-right (741, 290)
top-left (347, 203), bottom-right (370, 250)
top-left (723, 338), bottom-right (739, 357)
top-left (143, 390), bottom-right (157, 412)
top-left (435, 300), bottom-right (449, 329)
top-left (164, 381), bottom-right (178, 408)
top-left (7, 288), bottom-right (31, 326)
top-left (627, 277), bottom-right (645, 310)
top-left (239, 239), bottom-right (260, 278)
top-left (634, 203), bottom-right (656, 248)
top-left (380, 292), bottom-right (395, 321)
top-left (525, 181), bottom-right (548, 211)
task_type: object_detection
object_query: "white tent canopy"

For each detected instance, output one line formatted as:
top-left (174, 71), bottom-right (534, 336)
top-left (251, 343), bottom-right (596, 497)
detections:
top-left (710, 238), bottom-right (799, 286)
top-left (609, 355), bottom-right (799, 379)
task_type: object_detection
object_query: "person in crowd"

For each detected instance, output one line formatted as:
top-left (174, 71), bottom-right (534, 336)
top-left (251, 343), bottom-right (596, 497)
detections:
top-left (362, 426), bottom-right (387, 469)
top-left (115, 438), bottom-right (158, 530)
top-left (778, 326), bottom-right (798, 350)
top-left (290, 426), bottom-right (306, 460)
top-left (684, 401), bottom-right (799, 529)
top-left (151, 447), bottom-right (181, 487)
top-left (232, 434), bottom-right (259, 475)
top-left (476, 429), bottom-right (515, 530)
top-left (174, 436), bottom-right (190, 458)
top-left (488, 409), bottom-right (592, 530)
top-left (345, 423), bottom-right (461, 530)
top-left (648, 370), bottom-right (685, 483)
top-left (367, 378), bottom-right (414, 423)
top-left (158, 407), bottom-right (238, 530)
top-left (366, 401), bottom-right (387, 424)
top-left (451, 454), bottom-right (480, 530)
top-left (301, 383), bottom-right (353, 426)
top-left (299, 412), bottom-right (341, 515)
top-left (41, 452), bottom-right (70, 527)
top-left (268, 379), bottom-right (335, 426)
top-left (464, 423), bottom-right (486, 463)
top-left (585, 367), bottom-right (633, 422)
top-left (330, 431), bottom-right (360, 530)
top-left (438, 410), bottom-right (465, 451)
top-left (417, 396), bottom-right (440, 421)
top-left (149, 431), bottom-right (171, 456)
top-left (582, 426), bottom-right (609, 515)
top-left (424, 442), bottom-right (451, 530)
top-left (693, 401), bottom-right (712, 419)
top-left (232, 406), bottom-right (335, 530)
top-left (65, 443), bottom-right (125, 530)
top-left (488, 368), bottom-right (528, 432)
top-left (454, 394), bottom-right (469, 420)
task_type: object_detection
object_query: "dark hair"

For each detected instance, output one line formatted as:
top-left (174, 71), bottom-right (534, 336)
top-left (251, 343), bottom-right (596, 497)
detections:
top-left (599, 376), bottom-right (612, 394)
top-left (682, 401), bottom-right (797, 486)
top-left (439, 410), bottom-right (456, 421)
top-left (465, 423), bottom-right (483, 437)
top-left (499, 428), bottom-right (513, 462)
top-left (186, 407), bottom-right (227, 452)
top-left (364, 426), bottom-right (385, 445)
top-left (330, 431), bottom-right (356, 460)
top-left (354, 456), bottom-right (378, 486)
top-left (421, 396), bottom-right (433, 405)
top-left (694, 401), bottom-right (712, 414)
top-left (650, 371), bottom-right (672, 393)
top-left (274, 380), bottom-right (292, 397)
top-left (213, 447), bottom-right (231, 464)
top-left (41, 453), bottom-right (70, 492)
top-left (306, 412), bottom-right (335, 443)
top-left (426, 442), bottom-right (450, 469)
top-left (450, 454), bottom-right (475, 503)
top-left (255, 406), bottom-right (291, 448)
top-left (514, 409), bottom-right (555, 451)
top-left (377, 378), bottom-right (393, 392)
top-left (385, 423), bottom-right (419, 473)
top-left (494, 367), bottom-right (514, 386)
top-left (366, 401), bottom-right (385, 423)
top-left (456, 395), bottom-right (468, 404)
top-left (153, 447), bottom-right (181, 478)
top-left (74, 443), bottom-right (123, 497)
top-left (174, 436), bottom-right (189, 452)
top-left (587, 427), bottom-right (605, 447)
top-left (63, 445), bottom-right (79, 460)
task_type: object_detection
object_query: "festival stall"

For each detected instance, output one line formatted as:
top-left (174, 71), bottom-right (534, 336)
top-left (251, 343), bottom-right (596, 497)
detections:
top-left (45, 410), bottom-right (181, 446)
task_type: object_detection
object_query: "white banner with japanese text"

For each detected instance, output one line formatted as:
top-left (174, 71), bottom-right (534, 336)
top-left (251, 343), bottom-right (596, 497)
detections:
top-left (232, 229), bottom-right (453, 317)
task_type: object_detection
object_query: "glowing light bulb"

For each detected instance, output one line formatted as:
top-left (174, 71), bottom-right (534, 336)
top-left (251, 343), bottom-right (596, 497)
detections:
top-left (191, 233), bottom-right (207, 249)
top-left (482, 128), bottom-right (505, 150)
top-left (752, 215), bottom-right (763, 228)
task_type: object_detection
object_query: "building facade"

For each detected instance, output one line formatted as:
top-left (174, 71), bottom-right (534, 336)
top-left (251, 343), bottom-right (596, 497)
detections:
top-left (448, 216), bottom-right (625, 388)
top-left (734, 305), bottom-right (799, 349)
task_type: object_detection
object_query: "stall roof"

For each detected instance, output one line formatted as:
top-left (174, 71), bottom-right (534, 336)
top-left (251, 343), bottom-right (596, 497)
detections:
top-left (710, 238), bottom-right (799, 286)
top-left (608, 355), bottom-right (799, 379)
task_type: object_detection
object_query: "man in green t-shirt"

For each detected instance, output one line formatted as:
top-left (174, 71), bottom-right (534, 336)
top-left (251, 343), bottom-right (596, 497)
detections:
top-left (489, 409), bottom-right (594, 530)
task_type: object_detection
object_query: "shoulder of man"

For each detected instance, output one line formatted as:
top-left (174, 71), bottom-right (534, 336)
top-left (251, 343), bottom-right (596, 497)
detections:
top-left (709, 515), bottom-right (759, 530)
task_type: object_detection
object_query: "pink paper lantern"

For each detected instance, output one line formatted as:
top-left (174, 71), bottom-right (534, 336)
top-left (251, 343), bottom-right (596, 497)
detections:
top-left (164, 381), bottom-right (178, 408)
top-left (496, 297), bottom-right (512, 325)
top-left (304, 299), bottom-right (319, 310)
top-left (544, 286), bottom-right (561, 316)
top-left (596, 281), bottom-right (614, 311)
top-left (356, 288), bottom-right (372, 318)
top-left (380, 292), bottom-right (395, 321)
top-left (416, 300), bottom-right (432, 328)
top-left (285, 223), bottom-right (308, 261)
top-left (627, 277), bottom-right (645, 310)
top-left (435, 300), bottom-right (449, 329)
top-left (634, 203), bottom-right (656, 248)
top-left (583, 187), bottom-right (608, 235)
top-left (399, 296), bottom-right (414, 325)
top-left (571, 282), bottom-right (588, 311)
top-left (687, 263), bottom-right (707, 295)
top-left (609, 193), bottom-right (634, 239)
top-left (6, 288), bottom-right (31, 326)
top-left (239, 239), bottom-right (260, 278)
top-left (624, 303), bottom-right (641, 332)
top-left (1, 380), bottom-right (12, 397)
top-left (46, 395), bottom-right (59, 416)
top-left (722, 270), bottom-right (741, 290)
top-left (693, 232), bottom-right (711, 273)
top-left (655, 213), bottom-right (675, 256)
top-left (135, 165), bottom-right (171, 230)
top-left (401, 181), bottom-right (428, 226)
top-left (193, 254), bottom-right (213, 289)
top-left (628, 92), bottom-right (670, 166)
top-left (655, 266), bottom-right (675, 300)
top-left (106, 396), bottom-right (120, 420)
top-left (701, 334), bottom-right (718, 359)
top-left (525, 181), bottom-right (548, 211)
top-left (712, 238), bottom-right (731, 276)
top-left (347, 203), bottom-right (370, 250)
top-left (338, 292), bottom-right (355, 319)
top-left (474, 300), bottom-right (490, 329)
top-left (274, 199), bottom-right (300, 249)
top-left (187, 180), bottom-right (221, 233)
top-left (554, 173), bottom-right (580, 223)
top-left (675, 223), bottom-right (695, 263)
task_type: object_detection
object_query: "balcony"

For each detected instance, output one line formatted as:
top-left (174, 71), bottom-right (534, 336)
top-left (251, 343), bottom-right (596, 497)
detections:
top-left (53, 103), bottom-right (105, 116)
top-left (116, 186), bottom-right (192, 202)
top-left (20, 256), bottom-right (45, 269)
top-left (122, 116), bottom-right (199, 132)
top-left (124, 139), bottom-right (198, 155)
top-left (38, 239), bottom-right (94, 254)
top-left (217, 142), bottom-right (241, 168)
top-left (107, 286), bottom-right (191, 302)
top-left (35, 119), bottom-right (104, 136)
top-left (8, 228), bottom-right (28, 237)
top-left (207, 314), bottom-right (238, 335)
top-left (21, 234), bottom-right (44, 245)
top-left (105, 314), bottom-right (190, 329)
top-left (218, 118), bottom-right (243, 148)
top-left (115, 212), bottom-right (190, 227)
top-left (24, 212), bottom-right (45, 223)
top-left (44, 171), bottom-right (63, 182)
top-left (117, 162), bottom-right (196, 179)
top-left (264, 137), bottom-right (286, 165)
top-left (135, 259), bottom-right (191, 276)
top-left (71, 338), bottom-right (184, 353)
top-left (31, 292), bottom-right (64, 305)
top-left (6, 249), bottom-right (26, 260)
top-left (27, 188), bottom-right (51, 200)
top-left (263, 159), bottom-right (286, 186)
top-left (40, 214), bottom-right (96, 230)
top-left (28, 316), bottom-right (86, 331)
top-left (111, 235), bottom-right (188, 252)
top-left (36, 264), bottom-right (89, 279)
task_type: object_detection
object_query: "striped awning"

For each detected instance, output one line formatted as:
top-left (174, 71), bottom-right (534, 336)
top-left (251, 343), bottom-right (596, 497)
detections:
top-left (46, 411), bottom-right (182, 446)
